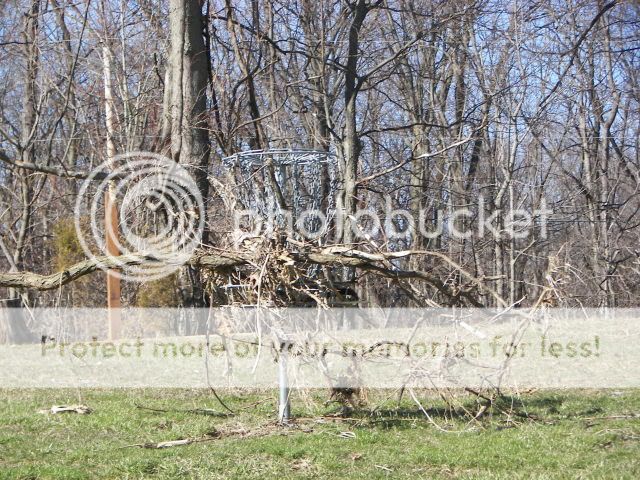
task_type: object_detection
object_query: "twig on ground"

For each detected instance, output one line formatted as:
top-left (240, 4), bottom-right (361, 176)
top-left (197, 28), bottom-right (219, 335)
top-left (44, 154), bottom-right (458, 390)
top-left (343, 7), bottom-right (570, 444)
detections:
top-left (134, 403), bottom-right (232, 417)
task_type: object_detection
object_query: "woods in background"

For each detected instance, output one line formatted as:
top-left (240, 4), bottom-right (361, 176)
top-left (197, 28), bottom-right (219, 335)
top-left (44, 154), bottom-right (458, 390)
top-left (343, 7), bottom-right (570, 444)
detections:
top-left (0, 0), bottom-right (638, 317)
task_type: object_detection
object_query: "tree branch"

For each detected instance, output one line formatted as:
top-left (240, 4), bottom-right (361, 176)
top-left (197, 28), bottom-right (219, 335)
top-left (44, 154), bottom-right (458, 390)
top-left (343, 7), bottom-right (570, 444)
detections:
top-left (0, 150), bottom-right (109, 180)
top-left (0, 248), bottom-right (498, 307)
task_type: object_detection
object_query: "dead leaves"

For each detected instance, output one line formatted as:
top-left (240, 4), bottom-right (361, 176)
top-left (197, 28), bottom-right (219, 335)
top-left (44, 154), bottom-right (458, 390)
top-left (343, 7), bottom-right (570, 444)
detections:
top-left (38, 405), bottom-right (92, 415)
top-left (290, 458), bottom-right (313, 471)
top-left (125, 422), bottom-right (306, 449)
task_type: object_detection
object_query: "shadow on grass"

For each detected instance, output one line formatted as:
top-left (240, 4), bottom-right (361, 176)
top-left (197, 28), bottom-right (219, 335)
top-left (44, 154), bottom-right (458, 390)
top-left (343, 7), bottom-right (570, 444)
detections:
top-left (318, 392), bottom-right (575, 429)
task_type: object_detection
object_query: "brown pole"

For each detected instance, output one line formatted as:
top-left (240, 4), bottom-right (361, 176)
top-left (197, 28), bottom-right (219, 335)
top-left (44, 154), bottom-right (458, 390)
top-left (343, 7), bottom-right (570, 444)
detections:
top-left (103, 43), bottom-right (121, 340)
top-left (105, 187), bottom-right (121, 340)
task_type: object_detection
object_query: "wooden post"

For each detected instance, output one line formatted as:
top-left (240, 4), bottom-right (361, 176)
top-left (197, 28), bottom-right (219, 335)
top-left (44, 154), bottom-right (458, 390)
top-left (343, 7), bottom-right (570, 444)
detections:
top-left (103, 43), bottom-right (121, 340)
top-left (105, 188), bottom-right (121, 340)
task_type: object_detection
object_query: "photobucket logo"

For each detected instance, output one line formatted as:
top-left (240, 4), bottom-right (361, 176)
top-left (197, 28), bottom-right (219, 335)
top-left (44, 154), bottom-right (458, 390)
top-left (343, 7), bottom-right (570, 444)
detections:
top-left (233, 195), bottom-right (550, 244)
top-left (74, 152), bottom-right (204, 282)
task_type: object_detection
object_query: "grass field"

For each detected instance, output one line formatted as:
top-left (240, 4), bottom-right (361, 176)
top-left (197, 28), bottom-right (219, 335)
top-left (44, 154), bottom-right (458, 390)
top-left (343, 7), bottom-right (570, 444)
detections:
top-left (1, 389), bottom-right (639, 479)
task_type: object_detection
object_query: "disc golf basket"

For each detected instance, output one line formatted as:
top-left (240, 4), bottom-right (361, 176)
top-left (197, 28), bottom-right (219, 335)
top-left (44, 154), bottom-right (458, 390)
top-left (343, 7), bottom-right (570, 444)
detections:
top-left (222, 149), bottom-right (340, 241)
top-left (222, 148), bottom-right (347, 422)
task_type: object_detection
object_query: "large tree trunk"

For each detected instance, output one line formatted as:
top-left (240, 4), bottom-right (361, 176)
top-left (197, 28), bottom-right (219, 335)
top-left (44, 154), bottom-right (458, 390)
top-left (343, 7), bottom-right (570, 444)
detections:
top-left (165, 0), bottom-right (211, 308)
top-left (2, 0), bottom-right (40, 344)
top-left (168, 0), bottom-right (211, 200)
top-left (341, 0), bottom-right (368, 248)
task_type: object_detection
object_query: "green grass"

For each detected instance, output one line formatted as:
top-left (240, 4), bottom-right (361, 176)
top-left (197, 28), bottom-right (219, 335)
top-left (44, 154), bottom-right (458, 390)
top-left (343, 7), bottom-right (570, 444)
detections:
top-left (1, 389), bottom-right (639, 479)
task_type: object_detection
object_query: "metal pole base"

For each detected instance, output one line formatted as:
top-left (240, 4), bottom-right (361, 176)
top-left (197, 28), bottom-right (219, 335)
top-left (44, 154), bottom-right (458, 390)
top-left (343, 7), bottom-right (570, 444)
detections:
top-left (278, 349), bottom-right (291, 424)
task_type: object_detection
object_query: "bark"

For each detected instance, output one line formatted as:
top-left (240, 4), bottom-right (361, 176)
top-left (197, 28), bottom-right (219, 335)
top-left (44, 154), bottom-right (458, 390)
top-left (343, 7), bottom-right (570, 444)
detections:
top-left (225, 0), bottom-right (265, 148)
top-left (166, 0), bottom-right (212, 308)
top-left (168, 0), bottom-right (211, 201)
top-left (51, 0), bottom-right (78, 168)
top-left (0, 249), bottom-right (495, 308)
top-left (2, 0), bottom-right (41, 344)
top-left (341, 0), bottom-right (369, 246)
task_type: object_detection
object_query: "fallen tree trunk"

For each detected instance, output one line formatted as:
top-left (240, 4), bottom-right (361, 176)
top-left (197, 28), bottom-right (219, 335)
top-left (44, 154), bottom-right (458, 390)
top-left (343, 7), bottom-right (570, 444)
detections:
top-left (0, 248), bottom-right (503, 307)
top-left (0, 252), bottom-right (246, 291)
